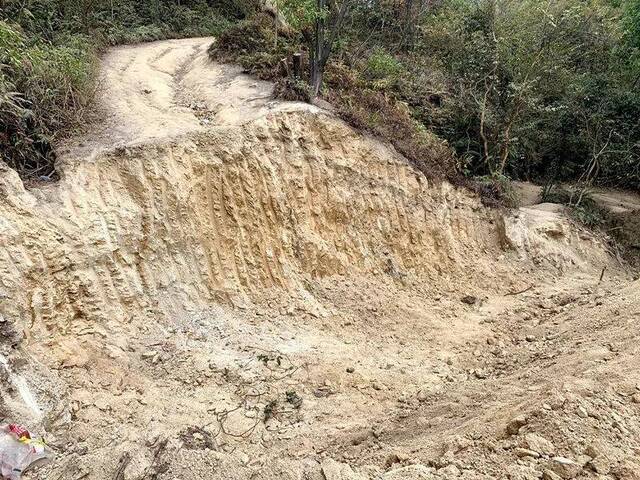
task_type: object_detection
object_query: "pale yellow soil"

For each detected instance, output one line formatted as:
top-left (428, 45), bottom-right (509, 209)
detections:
top-left (0, 39), bottom-right (639, 480)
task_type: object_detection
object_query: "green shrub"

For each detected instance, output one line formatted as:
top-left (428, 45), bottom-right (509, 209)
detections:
top-left (209, 13), bottom-right (300, 79)
top-left (364, 48), bottom-right (403, 81)
top-left (1, 21), bottom-right (97, 177)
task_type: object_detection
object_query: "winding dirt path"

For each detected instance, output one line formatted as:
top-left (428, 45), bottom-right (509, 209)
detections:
top-left (59, 37), bottom-right (317, 161)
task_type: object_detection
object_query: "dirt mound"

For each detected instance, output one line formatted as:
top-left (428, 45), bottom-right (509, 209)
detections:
top-left (0, 39), bottom-right (638, 480)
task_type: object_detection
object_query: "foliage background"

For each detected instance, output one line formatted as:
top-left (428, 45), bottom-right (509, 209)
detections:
top-left (1, 0), bottom-right (639, 196)
top-left (212, 0), bottom-right (640, 194)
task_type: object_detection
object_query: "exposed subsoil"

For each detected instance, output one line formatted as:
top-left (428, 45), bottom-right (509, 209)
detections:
top-left (0, 38), bottom-right (639, 480)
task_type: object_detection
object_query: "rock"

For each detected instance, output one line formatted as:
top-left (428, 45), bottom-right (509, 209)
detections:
top-left (548, 457), bottom-right (582, 479)
top-left (585, 450), bottom-right (611, 475)
top-left (123, 450), bottom-right (152, 480)
top-left (451, 435), bottom-right (474, 452)
top-left (474, 369), bottom-right (488, 379)
top-left (515, 448), bottom-right (540, 459)
top-left (346, 367), bottom-right (355, 374)
top-left (417, 390), bottom-right (429, 402)
top-left (438, 464), bottom-right (461, 478)
top-left (383, 465), bottom-right (435, 480)
top-left (506, 415), bottom-right (528, 435)
top-left (506, 464), bottom-right (541, 480)
top-left (523, 433), bottom-right (554, 455)
top-left (141, 350), bottom-right (157, 360)
top-left (236, 452), bottom-right (250, 466)
top-left (321, 458), bottom-right (368, 480)
top-left (94, 398), bottom-right (110, 411)
top-left (542, 469), bottom-right (563, 480)
top-left (632, 393), bottom-right (640, 404)
top-left (385, 452), bottom-right (410, 467)
top-left (525, 335), bottom-right (536, 342)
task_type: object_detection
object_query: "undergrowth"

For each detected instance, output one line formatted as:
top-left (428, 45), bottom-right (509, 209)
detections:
top-left (209, 13), bottom-right (458, 184)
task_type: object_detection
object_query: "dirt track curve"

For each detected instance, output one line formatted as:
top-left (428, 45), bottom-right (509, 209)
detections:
top-left (1, 38), bottom-right (640, 480)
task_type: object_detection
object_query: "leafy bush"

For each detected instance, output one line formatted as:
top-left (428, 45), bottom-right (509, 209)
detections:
top-left (1, 21), bottom-right (96, 177)
top-left (416, 0), bottom-right (640, 189)
top-left (364, 48), bottom-right (403, 82)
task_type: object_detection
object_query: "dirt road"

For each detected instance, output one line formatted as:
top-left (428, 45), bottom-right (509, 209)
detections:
top-left (0, 39), bottom-right (639, 480)
top-left (59, 37), bottom-right (317, 161)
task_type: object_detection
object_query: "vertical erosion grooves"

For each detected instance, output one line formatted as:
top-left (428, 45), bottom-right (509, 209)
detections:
top-left (0, 111), bottom-right (507, 336)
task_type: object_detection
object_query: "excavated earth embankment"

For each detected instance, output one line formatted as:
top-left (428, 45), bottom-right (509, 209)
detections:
top-left (1, 38), bottom-right (639, 480)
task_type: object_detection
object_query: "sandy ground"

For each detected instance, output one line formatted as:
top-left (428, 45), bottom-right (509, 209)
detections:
top-left (0, 39), bottom-right (639, 480)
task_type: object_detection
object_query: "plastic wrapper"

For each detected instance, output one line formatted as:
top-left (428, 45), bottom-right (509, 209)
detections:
top-left (0, 424), bottom-right (53, 479)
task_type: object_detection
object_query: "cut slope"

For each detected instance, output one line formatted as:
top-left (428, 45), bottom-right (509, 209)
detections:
top-left (0, 38), bottom-right (637, 480)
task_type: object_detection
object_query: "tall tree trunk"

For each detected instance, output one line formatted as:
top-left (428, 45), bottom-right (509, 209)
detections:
top-left (310, 0), bottom-right (326, 97)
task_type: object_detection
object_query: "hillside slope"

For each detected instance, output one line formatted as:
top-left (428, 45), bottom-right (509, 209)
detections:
top-left (0, 38), bottom-right (638, 480)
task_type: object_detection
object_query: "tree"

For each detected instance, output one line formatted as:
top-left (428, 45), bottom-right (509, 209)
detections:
top-left (276, 0), bottom-right (353, 96)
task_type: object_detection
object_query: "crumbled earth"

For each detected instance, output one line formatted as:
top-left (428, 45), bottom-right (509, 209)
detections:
top-left (0, 38), bottom-right (638, 480)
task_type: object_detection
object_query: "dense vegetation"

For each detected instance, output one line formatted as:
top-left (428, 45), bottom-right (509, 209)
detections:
top-left (1, 0), bottom-right (639, 201)
top-left (0, 0), bottom-right (255, 178)
top-left (211, 0), bottom-right (640, 198)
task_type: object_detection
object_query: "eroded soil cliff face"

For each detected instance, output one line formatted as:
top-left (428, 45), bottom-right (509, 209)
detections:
top-left (0, 38), bottom-right (639, 480)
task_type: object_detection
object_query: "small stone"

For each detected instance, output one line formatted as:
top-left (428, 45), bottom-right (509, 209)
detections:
top-left (548, 457), bottom-right (582, 479)
top-left (474, 369), bottom-right (488, 379)
top-left (237, 452), bottom-right (250, 466)
top-left (141, 350), bottom-right (157, 360)
top-left (576, 455), bottom-right (592, 466)
top-left (523, 433), bottom-right (554, 455)
top-left (506, 415), bottom-right (528, 435)
top-left (417, 390), bottom-right (429, 402)
top-left (438, 464), bottom-right (461, 477)
top-left (525, 335), bottom-right (536, 342)
top-left (542, 469), bottom-right (563, 480)
top-left (515, 448), bottom-right (540, 458)
top-left (576, 406), bottom-right (588, 418)
top-left (632, 393), bottom-right (640, 404)
top-left (94, 399), bottom-right (110, 411)
top-left (346, 367), bottom-right (355, 374)
top-left (385, 452), bottom-right (410, 467)
top-left (586, 455), bottom-right (611, 474)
